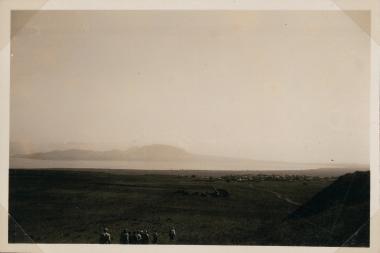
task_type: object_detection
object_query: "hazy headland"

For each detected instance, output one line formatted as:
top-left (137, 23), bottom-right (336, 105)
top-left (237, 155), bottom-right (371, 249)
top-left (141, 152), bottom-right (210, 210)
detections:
top-left (10, 144), bottom-right (368, 175)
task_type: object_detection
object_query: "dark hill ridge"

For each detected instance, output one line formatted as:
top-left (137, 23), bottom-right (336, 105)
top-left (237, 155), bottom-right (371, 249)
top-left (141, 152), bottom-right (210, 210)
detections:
top-left (280, 171), bottom-right (370, 246)
top-left (288, 171), bottom-right (370, 219)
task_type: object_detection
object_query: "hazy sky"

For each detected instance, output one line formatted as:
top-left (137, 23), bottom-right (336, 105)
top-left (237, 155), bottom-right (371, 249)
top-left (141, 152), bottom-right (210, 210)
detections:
top-left (10, 11), bottom-right (370, 164)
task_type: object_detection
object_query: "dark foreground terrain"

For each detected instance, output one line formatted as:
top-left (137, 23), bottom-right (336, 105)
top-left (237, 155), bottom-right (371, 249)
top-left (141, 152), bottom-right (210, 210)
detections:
top-left (9, 169), bottom-right (369, 246)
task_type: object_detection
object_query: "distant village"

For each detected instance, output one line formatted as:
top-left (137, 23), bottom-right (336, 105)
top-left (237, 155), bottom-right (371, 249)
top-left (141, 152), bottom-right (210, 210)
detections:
top-left (181, 174), bottom-right (338, 183)
top-left (173, 173), bottom-right (337, 199)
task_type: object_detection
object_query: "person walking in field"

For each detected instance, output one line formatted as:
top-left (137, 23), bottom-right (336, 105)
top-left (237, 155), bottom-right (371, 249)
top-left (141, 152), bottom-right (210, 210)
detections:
top-left (152, 231), bottom-right (159, 244)
top-left (136, 231), bottom-right (142, 244)
top-left (120, 229), bottom-right (130, 244)
top-left (141, 230), bottom-right (150, 244)
top-left (130, 231), bottom-right (137, 244)
top-left (169, 227), bottom-right (176, 241)
top-left (99, 227), bottom-right (111, 244)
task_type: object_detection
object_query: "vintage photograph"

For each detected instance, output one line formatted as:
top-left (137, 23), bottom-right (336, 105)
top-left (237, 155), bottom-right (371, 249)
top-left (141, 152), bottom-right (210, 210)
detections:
top-left (8, 10), bottom-right (370, 247)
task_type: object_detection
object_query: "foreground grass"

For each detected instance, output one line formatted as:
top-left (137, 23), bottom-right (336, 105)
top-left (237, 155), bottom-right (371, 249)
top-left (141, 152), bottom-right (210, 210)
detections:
top-left (9, 169), bottom-right (362, 246)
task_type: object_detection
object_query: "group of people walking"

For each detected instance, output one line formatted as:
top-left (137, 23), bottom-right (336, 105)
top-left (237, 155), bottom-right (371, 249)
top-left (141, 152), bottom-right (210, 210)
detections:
top-left (99, 227), bottom-right (176, 244)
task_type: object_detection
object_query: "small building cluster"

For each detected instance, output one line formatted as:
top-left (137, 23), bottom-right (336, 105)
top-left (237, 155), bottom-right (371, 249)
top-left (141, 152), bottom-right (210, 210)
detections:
top-left (187, 174), bottom-right (337, 182)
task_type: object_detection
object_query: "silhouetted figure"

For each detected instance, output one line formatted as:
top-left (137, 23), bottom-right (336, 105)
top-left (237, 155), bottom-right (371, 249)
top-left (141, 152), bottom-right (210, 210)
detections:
top-left (169, 227), bottom-right (176, 241)
top-left (136, 231), bottom-right (142, 244)
top-left (141, 230), bottom-right (150, 244)
top-left (99, 228), bottom-right (111, 244)
top-left (130, 231), bottom-right (137, 244)
top-left (120, 229), bottom-right (130, 244)
top-left (152, 231), bottom-right (159, 244)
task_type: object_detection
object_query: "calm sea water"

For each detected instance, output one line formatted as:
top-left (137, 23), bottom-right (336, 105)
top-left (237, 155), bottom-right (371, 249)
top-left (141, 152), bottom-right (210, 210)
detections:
top-left (9, 157), bottom-right (337, 171)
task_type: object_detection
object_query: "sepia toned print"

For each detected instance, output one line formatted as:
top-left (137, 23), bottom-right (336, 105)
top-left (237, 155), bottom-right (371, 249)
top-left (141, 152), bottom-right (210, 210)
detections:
top-left (9, 10), bottom-right (370, 246)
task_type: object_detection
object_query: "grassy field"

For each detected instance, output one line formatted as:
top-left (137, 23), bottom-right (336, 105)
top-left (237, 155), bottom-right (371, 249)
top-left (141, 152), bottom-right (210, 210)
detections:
top-left (8, 169), bottom-right (367, 246)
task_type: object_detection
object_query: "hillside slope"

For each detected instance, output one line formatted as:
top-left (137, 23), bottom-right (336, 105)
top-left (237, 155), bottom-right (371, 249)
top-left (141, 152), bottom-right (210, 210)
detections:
top-left (267, 171), bottom-right (370, 246)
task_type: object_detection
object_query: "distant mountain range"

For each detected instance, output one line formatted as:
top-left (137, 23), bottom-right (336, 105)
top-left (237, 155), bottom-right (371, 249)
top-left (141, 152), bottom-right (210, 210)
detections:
top-left (15, 144), bottom-right (192, 161)
top-left (12, 144), bottom-right (368, 173)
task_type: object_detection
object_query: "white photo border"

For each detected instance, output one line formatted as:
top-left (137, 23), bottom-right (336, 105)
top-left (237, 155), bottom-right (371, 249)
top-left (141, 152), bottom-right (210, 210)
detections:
top-left (0, 1), bottom-right (379, 253)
